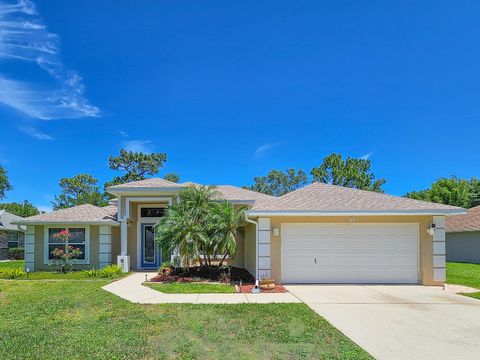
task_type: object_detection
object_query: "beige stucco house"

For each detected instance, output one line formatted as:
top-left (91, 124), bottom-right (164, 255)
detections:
top-left (13, 178), bottom-right (464, 285)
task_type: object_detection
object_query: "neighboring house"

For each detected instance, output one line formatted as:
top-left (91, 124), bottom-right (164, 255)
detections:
top-left (446, 205), bottom-right (480, 264)
top-left (0, 210), bottom-right (26, 260)
top-left (12, 178), bottom-right (464, 285)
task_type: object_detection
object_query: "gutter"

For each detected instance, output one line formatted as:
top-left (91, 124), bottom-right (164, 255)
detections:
top-left (244, 213), bottom-right (259, 280)
top-left (246, 209), bottom-right (466, 217)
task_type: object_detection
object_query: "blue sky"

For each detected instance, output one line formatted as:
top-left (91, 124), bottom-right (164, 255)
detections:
top-left (1, 0), bottom-right (479, 211)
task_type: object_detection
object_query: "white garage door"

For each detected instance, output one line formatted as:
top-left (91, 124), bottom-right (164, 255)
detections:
top-left (281, 223), bottom-right (419, 284)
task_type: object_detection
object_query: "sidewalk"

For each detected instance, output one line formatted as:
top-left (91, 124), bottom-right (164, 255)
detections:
top-left (102, 272), bottom-right (301, 304)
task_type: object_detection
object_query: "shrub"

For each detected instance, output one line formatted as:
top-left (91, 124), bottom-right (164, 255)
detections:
top-left (8, 247), bottom-right (24, 260)
top-left (98, 265), bottom-right (123, 278)
top-left (0, 268), bottom-right (25, 279)
top-left (83, 268), bottom-right (100, 277)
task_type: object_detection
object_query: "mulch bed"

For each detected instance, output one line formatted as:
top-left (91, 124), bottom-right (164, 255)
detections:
top-left (239, 284), bottom-right (288, 293)
top-left (151, 266), bottom-right (256, 284)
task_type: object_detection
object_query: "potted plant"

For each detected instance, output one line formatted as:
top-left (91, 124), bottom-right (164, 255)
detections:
top-left (259, 277), bottom-right (275, 291)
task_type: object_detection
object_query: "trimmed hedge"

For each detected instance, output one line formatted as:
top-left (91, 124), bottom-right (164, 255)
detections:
top-left (8, 247), bottom-right (24, 260)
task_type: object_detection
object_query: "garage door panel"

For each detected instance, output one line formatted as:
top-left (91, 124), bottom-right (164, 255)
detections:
top-left (281, 223), bottom-right (419, 284)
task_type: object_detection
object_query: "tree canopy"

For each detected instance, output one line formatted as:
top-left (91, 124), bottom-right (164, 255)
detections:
top-left (405, 176), bottom-right (480, 208)
top-left (0, 200), bottom-right (40, 217)
top-left (244, 153), bottom-right (386, 196)
top-left (105, 149), bottom-right (167, 189)
top-left (163, 172), bottom-right (180, 183)
top-left (244, 169), bottom-right (308, 196)
top-left (0, 165), bottom-right (13, 200)
top-left (311, 153), bottom-right (386, 192)
top-left (155, 185), bottom-right (246, 266)
top-left (52, 174), bottom-right (108, 210)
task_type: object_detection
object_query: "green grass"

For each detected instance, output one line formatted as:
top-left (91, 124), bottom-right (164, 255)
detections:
top-left (0, 260), bottom-right (24, 270)
top-left (146, 282), bottom-right (236, 294)
top-left (461, 292), bottom-right (480, 300)
top-left (0, 280), bottom-right (371, 359)
top-left (446, 262), bottom-right (480, 289)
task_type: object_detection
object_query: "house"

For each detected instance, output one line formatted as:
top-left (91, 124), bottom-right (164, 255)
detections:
top-left (12, 178), bottom-right (464, 285)
top-left (446, 205), bottom-right (480, 264)
top-left (0, 210), bottom-right (26, 260)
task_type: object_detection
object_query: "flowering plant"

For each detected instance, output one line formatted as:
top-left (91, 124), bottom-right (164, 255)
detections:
top-left (49, 229), bottom-right (83, 273)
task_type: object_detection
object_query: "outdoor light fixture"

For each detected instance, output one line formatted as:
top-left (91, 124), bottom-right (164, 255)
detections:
top-left (25, 267), bottom-right (30, 279)
top-left (273, 228), bottom-right (279, 237)
top-left (427, 223), bottom-right (436, 236)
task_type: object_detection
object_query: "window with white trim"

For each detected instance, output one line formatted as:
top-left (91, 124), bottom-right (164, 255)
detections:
top-left (7, 232), bottom-right (19, 248)
top-left (47, 227), bottom-right (87, 261)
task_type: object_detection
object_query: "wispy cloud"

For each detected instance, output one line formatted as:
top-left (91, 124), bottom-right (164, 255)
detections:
top-left (360, 152), bottom-right (373, 160)
top-left (18, 125), bottom-right (53, 140)
top-left (119, 130), bottom-right (129, 137)
top-left (122, 140), bottom-right (153, 153)
top-left (0, 0), bottom-right (99, 120)
top-left (254, 143), bottom-right (279, 158)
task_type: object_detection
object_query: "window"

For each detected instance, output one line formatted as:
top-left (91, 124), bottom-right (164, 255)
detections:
top-left (47, 227), bottom-right (88, 261)
top-left (140, 207), bottom-right (165, 218)
top-left (7, 232), bottom-right (19, 248)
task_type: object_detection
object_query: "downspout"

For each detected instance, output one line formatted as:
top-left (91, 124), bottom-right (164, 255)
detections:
top-left (245, 213), bottom-right (259, 280)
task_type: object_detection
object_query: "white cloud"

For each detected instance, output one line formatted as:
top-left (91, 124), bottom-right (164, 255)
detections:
top-left (18, 125), bottom-right (53, 140)
top-left (0, 0), bottom-right (99, 120)
top-left (122, 140), bottom-right (153, 153)
top-left (254, 143), bottom-right (279, 158)
top-left (360, 152), bottom-right (373, 160)
top-left (119, 130), bottom-right (129, 137)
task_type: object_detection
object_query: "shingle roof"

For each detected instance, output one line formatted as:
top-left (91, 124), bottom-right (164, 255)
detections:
top-left (107, 178), bottom-right (184, 191)
top-left (0, 210), bottom-right (25, 231)
top-left (446, 206), bottom-right (480, 233)
top-left (215, 185), bottom-right (276, 205)
top-left (12, 204), bottom-right (118, 225)
top-left (250, 182), bottom-right (464, 214)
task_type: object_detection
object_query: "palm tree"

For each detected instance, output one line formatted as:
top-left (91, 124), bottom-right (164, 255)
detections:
top-left (210, 201), bottom-right (247, 266)
top-left (155, 185), bottom-right (219, 266)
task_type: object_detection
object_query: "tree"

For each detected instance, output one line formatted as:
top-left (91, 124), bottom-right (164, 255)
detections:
top-left (405, 176), bottom-right (479, 208)
top-left (0, 200), bottom-right (40, 217)
top-left (209, 201), bottom-right (247, 266)
top-left (0, 165), bottom-right (13, 200)
top-left (105, 149), bottom-right (167, 189)
top-left (164, 172), bottom-right (180, 183)
top-left (311, 153), bottom-right (386, 192)
top-left (244, 169), bottom-right (308, 196)
top-left (155, 185), bottom-right (245, 267)
top-left (52, 174), bottom-right (108, 210)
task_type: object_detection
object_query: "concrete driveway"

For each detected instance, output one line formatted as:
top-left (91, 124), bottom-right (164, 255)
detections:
top-left (285, 285), bottom-right (480, 360)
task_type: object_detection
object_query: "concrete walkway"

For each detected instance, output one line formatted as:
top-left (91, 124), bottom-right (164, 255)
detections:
top-left (286, 285), bottom-right (480, 360)
top-left (102, 272), bottom-right (300, 304)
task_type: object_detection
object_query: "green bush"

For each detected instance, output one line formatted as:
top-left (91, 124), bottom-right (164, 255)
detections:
top-left (0, 268), bottom-right (25, 279)
top-left (8, 247), bottom-right (24, 260)
top-left (98, 265), bottom-right (123, 278)
top-left (83, 268), bottom-right (100, 277)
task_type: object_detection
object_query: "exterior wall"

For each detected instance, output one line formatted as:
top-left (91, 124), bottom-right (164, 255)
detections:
top-left (446, 231), bottom-right (480, 264)
top-left (228, 227), bottom-right (245, 268)
top-left (243, 223), bottom-right (256, 277)
top-left (268, 215), bottom-right (440, 286)
top-left (111, 226), bottom-right (121, 261)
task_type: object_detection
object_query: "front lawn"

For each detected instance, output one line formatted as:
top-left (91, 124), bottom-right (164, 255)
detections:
top-left (146, 282), bottom-right (236, 294)
top-left (446, 262), bottom-right (480, 289)
top-left (0, 280), bottom-right (371, 359)
top-left (0, 260), bottom-right (24, 270)
top-left (447, 262), bottom-right (480, 300)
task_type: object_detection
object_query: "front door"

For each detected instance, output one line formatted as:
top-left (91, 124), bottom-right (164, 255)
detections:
top-left (141, 223), bottom-right (160, 268)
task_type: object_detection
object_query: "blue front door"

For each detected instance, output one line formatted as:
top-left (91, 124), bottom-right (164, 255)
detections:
top-left (141, 223), bottom-right (160, 268)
